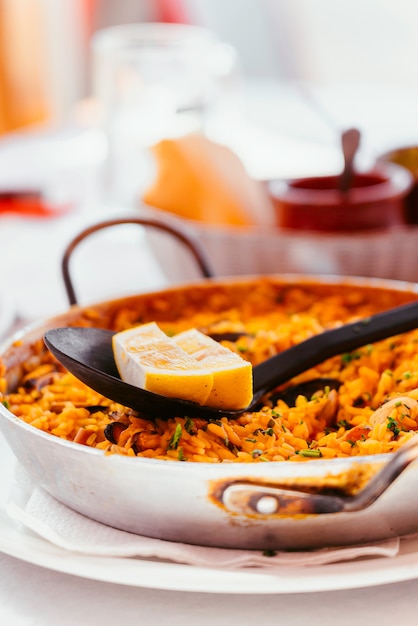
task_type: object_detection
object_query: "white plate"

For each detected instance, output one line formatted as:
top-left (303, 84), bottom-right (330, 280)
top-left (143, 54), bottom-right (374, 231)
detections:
top-left (1, 430), bottom-right (418, 595)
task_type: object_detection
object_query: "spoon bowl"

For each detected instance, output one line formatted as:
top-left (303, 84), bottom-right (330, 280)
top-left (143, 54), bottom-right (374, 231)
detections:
top-left (44, 298), bottom-right (418, 420)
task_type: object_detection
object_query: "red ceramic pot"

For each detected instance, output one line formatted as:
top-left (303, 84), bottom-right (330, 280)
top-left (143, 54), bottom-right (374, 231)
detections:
top-left (268, 163), bottom-right (413, 233)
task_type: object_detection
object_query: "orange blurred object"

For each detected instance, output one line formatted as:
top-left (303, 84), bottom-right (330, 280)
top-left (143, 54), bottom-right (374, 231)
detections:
top-left (142, 133), bottom-right (274, 228)
top-left (0, 0), bottom-right (50, 134)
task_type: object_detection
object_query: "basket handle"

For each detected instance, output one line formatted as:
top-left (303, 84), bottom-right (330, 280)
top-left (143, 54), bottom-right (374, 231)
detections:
top-left (61, 216), bottom-right (215, 306)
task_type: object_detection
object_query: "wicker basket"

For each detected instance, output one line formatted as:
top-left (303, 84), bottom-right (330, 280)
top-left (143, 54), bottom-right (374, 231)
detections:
top-left (144, 208), bottom-right (418, 284)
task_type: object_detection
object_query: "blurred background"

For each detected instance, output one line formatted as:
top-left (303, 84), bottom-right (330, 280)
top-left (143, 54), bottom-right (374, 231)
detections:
top-left (3, 0), bottom-right (418, 135)
top-left (4, 0), bottom-right (418, 320)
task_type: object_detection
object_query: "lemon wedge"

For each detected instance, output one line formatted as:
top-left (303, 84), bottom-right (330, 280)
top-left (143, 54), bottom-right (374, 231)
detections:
top-left (112, 322), bottom-right (253, 409)
top-left (112, 322), bottom-right (213, 405)
top-left (172, 328), bottom-right (253, 410)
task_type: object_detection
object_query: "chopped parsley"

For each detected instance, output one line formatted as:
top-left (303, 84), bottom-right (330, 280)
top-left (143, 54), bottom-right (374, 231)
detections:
top-left (254, 427), bottom-right (274, 437)
top-left (184, 416), bottom-right (195, 434)
top-left (168, 423), bottom-right (182, 450)
top-left (387, 416), bottom-right (400, 437)
top-left (263, 549), bottom-right (277, 557)
top-left (1, 400), bottom-right (9, 410)
top-left (296, 449), bottom-right (323, 458)
top-left (341, 351), bottom-right (362, 364)
top-left (177, 447), bottom-right (186, 461)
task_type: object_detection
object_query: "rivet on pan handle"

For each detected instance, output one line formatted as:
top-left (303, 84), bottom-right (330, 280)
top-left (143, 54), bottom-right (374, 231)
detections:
top-left (61, 215), bottom-right (215, 306)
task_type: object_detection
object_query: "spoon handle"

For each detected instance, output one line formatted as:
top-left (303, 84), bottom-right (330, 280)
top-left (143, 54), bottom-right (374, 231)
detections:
top-left (253, 299), bottom-right (418, 395)
top-left (340, 127), bottom-right (361, 193)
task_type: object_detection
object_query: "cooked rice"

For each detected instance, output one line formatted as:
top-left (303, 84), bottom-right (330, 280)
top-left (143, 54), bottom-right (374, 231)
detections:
top-left (2, 279), bottom-right (418, 463)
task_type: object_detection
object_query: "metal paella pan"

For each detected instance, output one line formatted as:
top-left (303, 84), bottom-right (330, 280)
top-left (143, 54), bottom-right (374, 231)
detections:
top-left (2, 216), bottom-right (418, 551)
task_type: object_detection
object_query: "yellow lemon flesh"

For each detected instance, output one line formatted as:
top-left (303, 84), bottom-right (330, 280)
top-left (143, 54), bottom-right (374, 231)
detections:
top-left (112, 322), bottom-right (213, 405)
top-left (112, 322), bottom-right (253, 410)
top-left (172, 328), bottom-right (253, 410)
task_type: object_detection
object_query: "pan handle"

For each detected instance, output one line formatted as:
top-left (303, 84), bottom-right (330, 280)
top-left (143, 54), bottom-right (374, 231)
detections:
top-left (61, 216), bottom-right (215, 306)
top-left (219, 435), bottom-right (418, 517)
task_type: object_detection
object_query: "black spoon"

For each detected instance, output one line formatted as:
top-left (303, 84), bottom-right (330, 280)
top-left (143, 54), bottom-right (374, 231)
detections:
top-left (44, 299), bottom-right (418, 420)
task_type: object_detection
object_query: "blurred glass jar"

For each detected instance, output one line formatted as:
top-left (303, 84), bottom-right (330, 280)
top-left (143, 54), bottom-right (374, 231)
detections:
top-left (377, 146), bottom-right (418, 225)
top-left (91, 22), bottom-right (239, 206)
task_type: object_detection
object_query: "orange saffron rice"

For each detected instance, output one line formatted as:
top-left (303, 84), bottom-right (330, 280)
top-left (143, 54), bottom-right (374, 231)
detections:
top-left (2, 279), bottom-right (418, 463)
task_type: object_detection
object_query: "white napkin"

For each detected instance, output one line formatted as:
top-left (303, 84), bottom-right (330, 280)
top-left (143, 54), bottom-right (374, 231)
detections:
top-left (4, 467), bottom-right (400, 570)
